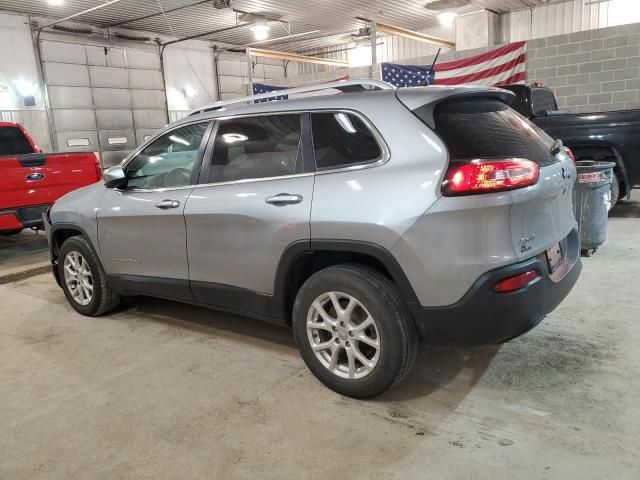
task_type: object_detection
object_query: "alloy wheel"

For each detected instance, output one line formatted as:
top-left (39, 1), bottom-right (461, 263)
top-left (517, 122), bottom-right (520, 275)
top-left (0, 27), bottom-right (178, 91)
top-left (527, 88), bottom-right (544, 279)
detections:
top-left (306, 291), bottom-right (380, 379)
top-left (63, 251), bottom-right (94, 306)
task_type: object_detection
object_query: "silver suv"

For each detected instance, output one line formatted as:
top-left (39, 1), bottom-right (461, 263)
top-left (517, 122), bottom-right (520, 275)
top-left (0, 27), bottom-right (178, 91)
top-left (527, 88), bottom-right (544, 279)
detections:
top-left (45, 80), bottom-right (581, 398)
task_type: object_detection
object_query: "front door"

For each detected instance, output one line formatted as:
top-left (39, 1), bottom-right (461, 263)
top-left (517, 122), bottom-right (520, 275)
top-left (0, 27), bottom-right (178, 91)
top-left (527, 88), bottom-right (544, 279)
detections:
top-left (98, 121), bottom-right (211, 300)
top-left (184, 113), bottom-right (314, 317)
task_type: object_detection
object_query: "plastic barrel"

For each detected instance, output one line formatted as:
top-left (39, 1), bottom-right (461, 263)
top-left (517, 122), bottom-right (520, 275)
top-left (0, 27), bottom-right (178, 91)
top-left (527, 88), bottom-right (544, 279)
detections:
top-left (572, 160), bottom-right (616, 256)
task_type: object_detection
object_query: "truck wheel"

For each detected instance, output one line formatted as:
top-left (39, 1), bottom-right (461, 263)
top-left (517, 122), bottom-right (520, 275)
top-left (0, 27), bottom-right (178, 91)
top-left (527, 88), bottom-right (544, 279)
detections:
top-left (609, 172), bottom-right (620, 208)
top-left (58, 236), bottom-right (120, 316)
top-left (292, 264), bottom-right (418, 398)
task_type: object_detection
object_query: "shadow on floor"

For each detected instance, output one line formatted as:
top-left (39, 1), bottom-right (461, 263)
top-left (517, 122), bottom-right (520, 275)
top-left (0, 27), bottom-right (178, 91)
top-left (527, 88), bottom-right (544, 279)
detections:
top-left (609, 196), bottom-right (640, 218)
top-left (0, 230), bottom-right (50, 271)
top-left (115, 295), bottom-right (499, 402)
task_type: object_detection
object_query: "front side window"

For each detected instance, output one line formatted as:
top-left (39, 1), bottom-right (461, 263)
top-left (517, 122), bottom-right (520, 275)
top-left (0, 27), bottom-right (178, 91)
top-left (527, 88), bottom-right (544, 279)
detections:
top-left (125, 122), bottom-right (208, 189)
top-left (311, 112), bottom-right (382, 169)
top-left (208, 114), bottom-right (301, 183)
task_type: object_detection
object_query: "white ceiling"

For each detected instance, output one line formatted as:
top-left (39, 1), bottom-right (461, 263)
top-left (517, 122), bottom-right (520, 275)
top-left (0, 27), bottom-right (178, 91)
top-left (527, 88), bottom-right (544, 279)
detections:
top-left (1, 0), bottom-right (552, 51)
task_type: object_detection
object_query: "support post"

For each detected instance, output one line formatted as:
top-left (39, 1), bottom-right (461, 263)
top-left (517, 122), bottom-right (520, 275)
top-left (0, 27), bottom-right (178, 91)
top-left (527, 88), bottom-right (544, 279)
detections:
top-left (30, 22), bottom-right (57, 152)
top-left (246, 48), bottom-right (253, 96)
top-left (369, 20), bottom-right (377, 79)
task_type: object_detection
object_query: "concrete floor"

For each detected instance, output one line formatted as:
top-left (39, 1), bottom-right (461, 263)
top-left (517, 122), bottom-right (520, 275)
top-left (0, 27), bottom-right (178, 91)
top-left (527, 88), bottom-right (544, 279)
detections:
top-left (1, 195), bottom-right (639, 479)
top-left (0, 229), bottom-right (49, 281)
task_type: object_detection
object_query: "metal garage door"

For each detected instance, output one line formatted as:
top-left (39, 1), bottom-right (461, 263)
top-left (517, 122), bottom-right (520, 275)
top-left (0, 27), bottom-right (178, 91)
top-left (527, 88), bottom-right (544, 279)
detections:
top-left (39, 35), bottom-right (168, 167)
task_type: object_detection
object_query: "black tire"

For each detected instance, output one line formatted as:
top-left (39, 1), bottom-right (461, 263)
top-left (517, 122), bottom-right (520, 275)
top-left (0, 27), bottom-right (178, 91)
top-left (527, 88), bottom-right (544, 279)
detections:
top-left (609, 172), bottom-right (620, 209)
top-left (292, 264), bottom-right (418, 398)
top-left (1, 229), bottom-right (23, 236)
top-left (58, 236), bottom-right (120, 316)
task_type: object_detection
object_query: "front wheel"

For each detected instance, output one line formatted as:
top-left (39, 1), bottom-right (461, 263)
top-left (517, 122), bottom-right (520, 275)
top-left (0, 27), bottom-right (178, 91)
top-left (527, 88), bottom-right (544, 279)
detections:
top-left (58, 236), bottom-right (120, 316)
top-left (292, 264), bottom-right (418, 398)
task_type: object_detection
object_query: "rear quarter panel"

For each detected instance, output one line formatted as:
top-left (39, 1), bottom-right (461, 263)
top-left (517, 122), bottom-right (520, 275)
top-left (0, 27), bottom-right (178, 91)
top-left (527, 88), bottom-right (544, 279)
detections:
top-left (310, 94), bottom-right (448, 249)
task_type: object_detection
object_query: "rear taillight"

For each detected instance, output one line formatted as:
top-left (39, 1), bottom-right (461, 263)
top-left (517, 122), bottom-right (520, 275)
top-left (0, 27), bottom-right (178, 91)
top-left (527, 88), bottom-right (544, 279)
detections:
top-left (442, 158), bottom-right (539, 196)
top-left (494, 269), bottom-right (538, 293)
top-left (95, 161), bottom-right (103, 181)
top-left (562, 146), bottom-right (576, 164)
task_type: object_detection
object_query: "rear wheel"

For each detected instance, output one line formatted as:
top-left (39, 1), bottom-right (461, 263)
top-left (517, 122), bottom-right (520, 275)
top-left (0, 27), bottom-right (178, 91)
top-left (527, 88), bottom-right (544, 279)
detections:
top-left (609, 172), bottom-right (620, 209)
top-left (58, 236), bottom-right (120, 316)
top-left (292, 264), bottom-right (418, 398)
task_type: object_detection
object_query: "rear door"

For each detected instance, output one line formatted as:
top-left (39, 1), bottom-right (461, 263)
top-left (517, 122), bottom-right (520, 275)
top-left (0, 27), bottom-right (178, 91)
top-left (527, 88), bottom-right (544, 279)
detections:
top-left (184, 112), bottom-right (314, 317)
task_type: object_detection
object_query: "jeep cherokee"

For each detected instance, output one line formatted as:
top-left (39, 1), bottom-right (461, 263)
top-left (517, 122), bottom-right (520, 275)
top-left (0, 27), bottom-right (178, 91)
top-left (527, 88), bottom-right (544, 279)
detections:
top-left (45, 80), bottom-right (581, 398)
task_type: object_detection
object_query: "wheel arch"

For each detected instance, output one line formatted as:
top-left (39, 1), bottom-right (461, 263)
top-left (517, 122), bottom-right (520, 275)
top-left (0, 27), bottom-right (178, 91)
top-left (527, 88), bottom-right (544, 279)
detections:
top-left (272, 240), bottom-right (420, 323)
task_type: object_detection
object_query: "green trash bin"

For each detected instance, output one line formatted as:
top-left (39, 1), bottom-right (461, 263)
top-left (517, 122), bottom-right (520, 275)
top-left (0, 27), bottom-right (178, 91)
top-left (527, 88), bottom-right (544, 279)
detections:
top-left (572, 160), bottom-right (616, 256)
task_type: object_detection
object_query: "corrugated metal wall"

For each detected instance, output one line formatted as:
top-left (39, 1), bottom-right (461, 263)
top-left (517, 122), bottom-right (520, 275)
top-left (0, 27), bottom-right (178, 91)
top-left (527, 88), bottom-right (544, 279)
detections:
top-left (504, 0), bottom-right (607, 41)
top-left (39, 33), bottom-right (168, 167)
top-left (294, 0), bottom-right (640, 77)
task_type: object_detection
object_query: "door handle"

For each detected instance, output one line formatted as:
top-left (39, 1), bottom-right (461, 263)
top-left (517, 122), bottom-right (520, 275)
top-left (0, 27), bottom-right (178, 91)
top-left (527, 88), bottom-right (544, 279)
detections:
top-left (265, 193), bottom-right (303, 206)
top-left (155, 199), bottom-right (181, 209)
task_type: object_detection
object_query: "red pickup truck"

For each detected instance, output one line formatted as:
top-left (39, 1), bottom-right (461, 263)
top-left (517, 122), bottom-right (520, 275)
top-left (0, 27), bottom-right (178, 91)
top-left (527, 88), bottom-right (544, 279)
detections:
top-left (0, 122), bottom-right (102, 235)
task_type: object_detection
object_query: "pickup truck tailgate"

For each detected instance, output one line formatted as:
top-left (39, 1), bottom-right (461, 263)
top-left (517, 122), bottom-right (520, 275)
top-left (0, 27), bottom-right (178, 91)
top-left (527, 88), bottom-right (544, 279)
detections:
top-left (0, 152), bottom-right (100, 210)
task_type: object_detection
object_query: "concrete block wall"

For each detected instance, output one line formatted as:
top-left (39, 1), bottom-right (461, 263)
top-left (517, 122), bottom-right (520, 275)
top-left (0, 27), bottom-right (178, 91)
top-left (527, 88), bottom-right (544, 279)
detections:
top-left (272, 22), bottom-right (640, 116)
top-left (526, 23), bottom-right (640, 113)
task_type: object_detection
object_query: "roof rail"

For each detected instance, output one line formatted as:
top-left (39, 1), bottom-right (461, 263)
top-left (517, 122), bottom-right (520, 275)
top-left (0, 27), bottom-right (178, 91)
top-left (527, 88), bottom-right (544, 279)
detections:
top-left (188, 79), bottom-right (395, 116)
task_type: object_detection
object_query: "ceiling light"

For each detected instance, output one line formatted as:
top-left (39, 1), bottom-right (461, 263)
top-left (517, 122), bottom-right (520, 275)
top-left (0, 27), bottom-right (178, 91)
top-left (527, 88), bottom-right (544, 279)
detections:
top-left (251, 24), bottom-right (270, 41)
top-left (221, 133), bottom-right (248, 144)
top-left (48, 0), bottom-right (64, 5)
top-left (437, 11), bottom-right (458, 27)
top-left (14, 80), bottom-right (38, 97)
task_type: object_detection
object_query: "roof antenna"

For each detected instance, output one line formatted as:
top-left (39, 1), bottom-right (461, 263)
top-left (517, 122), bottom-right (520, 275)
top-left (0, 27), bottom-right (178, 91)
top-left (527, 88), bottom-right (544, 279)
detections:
top-left (428, 48), bottom-right (441, 85)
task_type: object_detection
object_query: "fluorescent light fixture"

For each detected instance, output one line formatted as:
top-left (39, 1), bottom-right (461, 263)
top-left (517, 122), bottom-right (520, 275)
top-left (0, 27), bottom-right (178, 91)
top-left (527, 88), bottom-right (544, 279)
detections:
top-left (251, 24), bottom-right (270, 41)
top-left (437, 11), bottom-right (458, 27)
top-left (221, 133), bottom-right (248, 144)
top-left (48, 0), bottom-right (64, 5)
top-left (169, 135), bottom-right (190, 146)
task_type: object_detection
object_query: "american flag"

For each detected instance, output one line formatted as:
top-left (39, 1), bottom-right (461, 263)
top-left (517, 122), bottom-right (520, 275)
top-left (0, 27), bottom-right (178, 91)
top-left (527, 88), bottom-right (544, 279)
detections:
top-left (382, 41), bottom-right (527, 88)
top-left (381, 63), bottom-right (434, 87)
top-left (251, 75), bottom-right (350, 103)
top-left (252, 82), bottom-right (289, 102)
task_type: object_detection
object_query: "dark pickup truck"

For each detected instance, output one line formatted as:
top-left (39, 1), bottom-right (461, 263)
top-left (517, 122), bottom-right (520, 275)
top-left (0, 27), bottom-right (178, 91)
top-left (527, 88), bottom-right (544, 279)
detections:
top-left (502, 83), bottom-right (639, 204)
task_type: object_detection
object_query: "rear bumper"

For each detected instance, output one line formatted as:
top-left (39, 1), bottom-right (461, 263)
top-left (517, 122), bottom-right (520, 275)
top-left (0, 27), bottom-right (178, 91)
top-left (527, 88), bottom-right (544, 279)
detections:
top-left (408, 227), bottom-right (581, 346)
top-left (0, 205), bottom-right (49, 232)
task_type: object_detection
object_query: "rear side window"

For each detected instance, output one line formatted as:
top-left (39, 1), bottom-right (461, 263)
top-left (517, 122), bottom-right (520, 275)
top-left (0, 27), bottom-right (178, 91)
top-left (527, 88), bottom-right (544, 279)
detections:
top-left (0, 126), bottom-right (33, 156)
top-left (311, 112), bottom-right (382, 169)
top-left (532, 89), bottom-right (557, 115)
top-left (208, 114), bottom-right (301, 183)
top-left (431, 98), bottom-right (556, 167)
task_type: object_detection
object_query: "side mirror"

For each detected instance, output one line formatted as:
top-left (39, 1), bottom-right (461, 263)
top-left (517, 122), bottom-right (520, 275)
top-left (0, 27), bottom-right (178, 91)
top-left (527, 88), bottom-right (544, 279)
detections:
top-left (103, 166), bottom-right (127, 189)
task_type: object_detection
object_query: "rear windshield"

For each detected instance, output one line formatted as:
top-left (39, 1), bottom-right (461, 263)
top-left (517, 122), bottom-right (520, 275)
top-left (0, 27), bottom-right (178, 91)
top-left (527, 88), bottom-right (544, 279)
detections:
top-left (427, 98), bottom-right (557, 167)
top-left (0, 126), bottom-right (34, 156)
